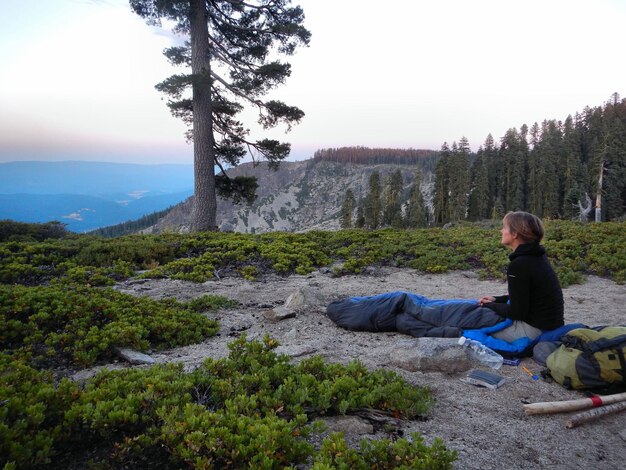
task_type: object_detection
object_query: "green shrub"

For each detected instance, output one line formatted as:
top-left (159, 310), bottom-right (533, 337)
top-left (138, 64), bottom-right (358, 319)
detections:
top-left (2, 221), bottom-right (624, 285)
top-left (186, 294), bottom-right (237, 312)
top-left (0, 354), bottom-right (78, 467)
top-left (0, 285), bottom-right (219, 367)
top-left (312, 432), bottom-right (457, 469)
top-left (0, 335), bottom-right (452, 468)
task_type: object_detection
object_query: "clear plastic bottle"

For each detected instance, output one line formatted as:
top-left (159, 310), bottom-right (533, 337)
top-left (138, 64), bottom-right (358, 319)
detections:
top-left (458, 336), bottom-right (504, 369)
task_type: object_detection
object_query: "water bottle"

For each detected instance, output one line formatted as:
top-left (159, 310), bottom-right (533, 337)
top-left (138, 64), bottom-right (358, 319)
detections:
top-left (458, 336), bottom-right (503, 369)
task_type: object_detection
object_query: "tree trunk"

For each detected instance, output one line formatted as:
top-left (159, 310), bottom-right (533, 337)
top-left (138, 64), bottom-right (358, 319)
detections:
top-left (595, 159), bottom-right (604, 223)
top-left (190, 0), bottom-right (217, 231)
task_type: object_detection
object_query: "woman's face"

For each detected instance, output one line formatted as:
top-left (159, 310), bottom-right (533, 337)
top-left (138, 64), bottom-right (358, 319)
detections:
top-left (500, 222), bottom-right (516, 248)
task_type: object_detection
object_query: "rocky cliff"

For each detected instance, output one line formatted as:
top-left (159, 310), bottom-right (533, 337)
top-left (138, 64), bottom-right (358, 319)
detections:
top-left (143, 159), bottom-right (433, 234)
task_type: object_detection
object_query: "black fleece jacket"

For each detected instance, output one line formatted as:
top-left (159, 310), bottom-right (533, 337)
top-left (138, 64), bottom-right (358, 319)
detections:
top-left (484, 242), bottom-right (564, 330)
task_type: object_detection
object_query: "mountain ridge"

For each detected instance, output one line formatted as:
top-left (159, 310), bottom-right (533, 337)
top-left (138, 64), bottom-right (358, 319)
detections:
top-left (142, 158), bottom-right (435, 234)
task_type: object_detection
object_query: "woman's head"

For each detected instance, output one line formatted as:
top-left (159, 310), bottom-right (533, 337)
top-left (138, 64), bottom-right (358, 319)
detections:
top-left (502, 211), bottom-right (544, 245)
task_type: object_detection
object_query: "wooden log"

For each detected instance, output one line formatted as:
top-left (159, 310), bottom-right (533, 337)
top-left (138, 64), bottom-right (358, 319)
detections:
top-left (523, 392), bottom-right (626, 415)
top-left (565, 401), bottom-right (626, 428)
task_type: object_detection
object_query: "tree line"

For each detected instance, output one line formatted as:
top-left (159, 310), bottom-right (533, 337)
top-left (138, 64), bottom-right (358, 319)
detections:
top-left (435, 93), bottom-right (625, 224)
top-left (314, 146), bottom-right (440, 173)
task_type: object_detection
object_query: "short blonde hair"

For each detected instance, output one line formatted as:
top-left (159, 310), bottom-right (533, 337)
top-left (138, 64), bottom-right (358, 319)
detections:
top-left (503, 211), bottom-right (544, 243)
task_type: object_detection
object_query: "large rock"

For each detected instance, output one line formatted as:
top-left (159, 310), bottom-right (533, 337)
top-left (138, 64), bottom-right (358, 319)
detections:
top-left (389, 338), bottom-right (472, 374)
top-left (113, 347), bottom-right (156, 365)
top-left (284, 286), bottom-right (323, 308)
top-left (322, 416), bottom-right (374, 435)
top-left (263, 306), bottom-right (296, 322)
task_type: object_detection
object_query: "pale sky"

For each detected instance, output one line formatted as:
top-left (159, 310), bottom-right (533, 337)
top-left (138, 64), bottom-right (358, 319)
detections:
top-left (1, 0), bottom-right (625, 164)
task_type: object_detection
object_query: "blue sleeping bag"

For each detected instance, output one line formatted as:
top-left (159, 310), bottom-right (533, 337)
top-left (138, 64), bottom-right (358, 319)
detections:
top-left (327, 291), bottom-right (586, 356)
top-left (326, 291), bottom-right (505, 339)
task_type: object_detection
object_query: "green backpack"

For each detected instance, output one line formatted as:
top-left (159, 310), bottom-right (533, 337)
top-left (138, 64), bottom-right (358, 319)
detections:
top-left (546, 326), bottom-right (626, 390)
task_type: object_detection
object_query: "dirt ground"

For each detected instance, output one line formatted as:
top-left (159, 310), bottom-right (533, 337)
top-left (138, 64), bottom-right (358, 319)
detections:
top-left (107, 267), bottom-right (626, 469)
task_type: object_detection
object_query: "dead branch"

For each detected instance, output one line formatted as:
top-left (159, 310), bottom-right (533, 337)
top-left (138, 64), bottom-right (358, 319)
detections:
top-left (523, 392), bottom-right (626, 415)
top-left (565, 401), bottom-right (626, 428)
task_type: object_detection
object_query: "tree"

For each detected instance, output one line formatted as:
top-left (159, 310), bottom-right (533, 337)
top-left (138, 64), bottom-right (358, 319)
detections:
top-left (405, 170), bottom-right (426, 228)
top-left (340, 189), bottom-right (355, 229)
top-left (447, 137), bottom-right (471, 222)
top-left (130, 0), bottom-right (310, 231)
top-left (355, 204), bottom-right (365, 228)
top-left (433, 142), bottom-right (451, 225)
top-left (499, 128), bottom-right (527, 213)
top-left (383, 169), bottom-right (403, 228)
top-left (467, 148), bottom-right (489, 220)
top-left (364, 171), bottom-right (382, 229)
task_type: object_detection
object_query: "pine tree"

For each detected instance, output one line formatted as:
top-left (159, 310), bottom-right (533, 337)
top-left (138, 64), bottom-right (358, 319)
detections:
top-left (130, 0), bottom-right (310, 231)
top-left (447, 138), bottom-right (470, 222)
top-left (355, 204), bottom-right (365, 228)
top-left (538, 120), bottom-right (562, 218)
top-left (405, 170), bottom-right (426, 228)
top-left (561, 115), bottom-right (585, 219)
top-left (598, 94), bottom-right (626, 221)
top-left (528, 122), bottom-right (543, 216)
top-left (499, 128), bottom-right (527, 212)
top-left (467, 149), bottom-right (489, 220)
top-left (364, 171), bottom-right (382, 229)
top-left (433, 142), bottom-right (451, 225)
top-left (383, 169), bottom-right (403, 228)
top-left (340, 189), bottom-right (355, 228)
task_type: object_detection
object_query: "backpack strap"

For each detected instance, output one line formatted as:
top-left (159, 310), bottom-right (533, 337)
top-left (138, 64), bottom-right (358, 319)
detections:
top-left (584, 334), bottom-right (626, 354)
top-left (577, 333), bottom-right (626, 386)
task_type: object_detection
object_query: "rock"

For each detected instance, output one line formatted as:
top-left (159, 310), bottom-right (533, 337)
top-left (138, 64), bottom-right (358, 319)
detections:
top-left (462, 271), bottom-right (479, 279)
top-left (620, 429), bottom-right (626, 442)
top-left (284, 286), bottom-right (323, 308)
top-left (263, 306), bottom-right (296, 322)
top-left (389, 338), bottom-right (471, 373)
top-left (113, 347), bottom-right (156, 365)
top-left (284, 290), bottom-right (306, 308)
top-left (323, 415), bottom-right (374, 435)
top-left (275, 345), bottom-right (317, 358)
top-left (284, 328), bottom-right (298, 340)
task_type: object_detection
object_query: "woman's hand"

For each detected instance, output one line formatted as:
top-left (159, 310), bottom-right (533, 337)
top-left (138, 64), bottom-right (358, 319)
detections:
top-left (478, 295), bottom-right (496, 306)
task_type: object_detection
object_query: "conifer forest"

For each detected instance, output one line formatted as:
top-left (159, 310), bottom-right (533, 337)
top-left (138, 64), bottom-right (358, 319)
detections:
top-left (434, 94), bottom-right (625, 224)
top-left (339, 94), bottom-right (625, 229)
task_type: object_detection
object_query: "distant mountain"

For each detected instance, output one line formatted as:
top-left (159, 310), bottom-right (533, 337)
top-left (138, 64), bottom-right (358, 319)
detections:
top-left (0, 161), bottom-right (193, 196)
top-left (143, 157), bottom-right (436, 234)
top-left (0, 161), bottom-right (194, 232)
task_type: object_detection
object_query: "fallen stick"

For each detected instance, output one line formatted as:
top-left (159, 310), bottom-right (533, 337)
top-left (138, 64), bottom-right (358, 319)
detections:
top-left (523, 392), bottom-right (626, 415)
top-left (565, 401), bottom-right (626, 428)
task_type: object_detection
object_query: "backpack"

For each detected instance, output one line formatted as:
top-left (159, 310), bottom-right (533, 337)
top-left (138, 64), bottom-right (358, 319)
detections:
top-left (546, 326), bottom-right (626, 390)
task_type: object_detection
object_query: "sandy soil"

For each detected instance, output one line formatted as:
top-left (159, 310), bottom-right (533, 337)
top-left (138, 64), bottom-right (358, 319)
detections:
top-left (108, 268), bottom-right (626, 469)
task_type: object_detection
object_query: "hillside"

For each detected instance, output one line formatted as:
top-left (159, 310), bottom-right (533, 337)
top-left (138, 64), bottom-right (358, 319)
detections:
top-left (143, 159), bottom-right (434, 234)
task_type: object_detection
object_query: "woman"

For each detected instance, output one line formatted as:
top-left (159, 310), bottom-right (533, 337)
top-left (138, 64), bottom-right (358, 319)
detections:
top-left (478, 211), bottom-right (564, 342)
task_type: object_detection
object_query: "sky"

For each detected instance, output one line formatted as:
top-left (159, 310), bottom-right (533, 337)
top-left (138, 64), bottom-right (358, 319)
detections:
top-left (1, 0), bottom-right (625, 165)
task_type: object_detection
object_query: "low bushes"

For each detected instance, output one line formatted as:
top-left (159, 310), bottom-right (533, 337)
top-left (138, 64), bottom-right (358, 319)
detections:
top-left (1, 222), bottom-right (624, 287)
top-left (0, 336), bottom-right (455, 469)
top-left (0, 285), bottom-right (220, 367)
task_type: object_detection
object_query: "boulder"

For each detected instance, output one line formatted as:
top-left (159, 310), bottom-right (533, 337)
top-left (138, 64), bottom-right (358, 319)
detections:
top-left (389, 338), bottom-right (471, 374)
top-left (323, 415), bottom-right (374, 435)
top-left (113, 347), bottom-right (156, 365)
